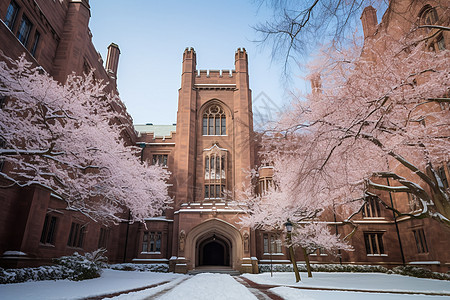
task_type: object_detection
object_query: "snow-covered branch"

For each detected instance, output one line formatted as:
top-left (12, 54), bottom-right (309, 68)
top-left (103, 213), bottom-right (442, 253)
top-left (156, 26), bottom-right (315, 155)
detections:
top-left (0, 54), bottom-right (171, 222)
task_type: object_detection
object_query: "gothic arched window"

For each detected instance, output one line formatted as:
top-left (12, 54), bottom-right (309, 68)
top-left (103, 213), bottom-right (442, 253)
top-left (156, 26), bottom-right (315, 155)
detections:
top-left (202, 104), bottom-right (226, 135)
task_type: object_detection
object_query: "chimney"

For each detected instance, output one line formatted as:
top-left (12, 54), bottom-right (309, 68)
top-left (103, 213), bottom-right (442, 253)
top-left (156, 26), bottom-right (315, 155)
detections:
top-left (105, 43), bottom-right (120, 79)
top-left (360, 6), bottom-right (378, 39)
top-left (310, 73), bottom-right (322, 94)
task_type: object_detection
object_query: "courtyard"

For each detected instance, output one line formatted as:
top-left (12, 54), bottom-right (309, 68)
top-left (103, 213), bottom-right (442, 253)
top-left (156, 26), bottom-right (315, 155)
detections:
top-left (0, 270), bottom-right (449, 299)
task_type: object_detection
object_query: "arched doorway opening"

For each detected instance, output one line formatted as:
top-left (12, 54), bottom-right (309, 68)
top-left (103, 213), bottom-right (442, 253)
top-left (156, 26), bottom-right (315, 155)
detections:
top-left (185, 218), bottom-right (243, 270)
top-left (198, 234), bottom-right (230, 266)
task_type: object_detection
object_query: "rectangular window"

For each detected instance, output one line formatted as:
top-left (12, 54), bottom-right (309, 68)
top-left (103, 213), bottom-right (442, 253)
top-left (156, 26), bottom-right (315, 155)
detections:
top-left (4, 0), bottom-right (19, 30)
top-left (310, 248), bottom-right (327, 256)
top-left (142, 232), bottom-right (148, 252)
top-left (263, 234), bottom-right (269, 253)
top-left (215, 118), bottom-right (220, 135)
top-left (364, 232), bottom-right (385, 255)
top-left (362, 196), bottom-right (381, 218)
top-left (258, 178), bottom-right (273, 195)
top-left (67, 222), bottom-right (85, 248)
top-left (263, 233), bottom-right (282, 253)
top-left (17, 14), bottom-right (32, 46)
top-left (152, 154), bottom-right (168, 166)
top-left (142, 231), bottom-right (162, 253)
top-left (204, 184), bottom-right (225, 199)
top-left (40, 215), bottom-right (58, 245)
top-left (413, 229), bottom-right (428, 253)
top-left (30, 31), bottom-right (40, 56)
top-left (98, 228), bottom-right (109, 248)
top-left (205, 157), bottom-right (209, 180)
top-left (221, 117), bottom-right (226, 135)
top-left (215, 156), bottom-right (220, 179)
top-left (202, 117), bottom-right (208, 135)
top-left (208, 116), bottom-right (213, 135)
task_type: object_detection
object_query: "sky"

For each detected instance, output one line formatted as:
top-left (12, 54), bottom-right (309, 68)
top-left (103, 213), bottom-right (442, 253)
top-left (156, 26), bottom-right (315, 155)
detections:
top-left (88, 1), bottom-right (307, 126)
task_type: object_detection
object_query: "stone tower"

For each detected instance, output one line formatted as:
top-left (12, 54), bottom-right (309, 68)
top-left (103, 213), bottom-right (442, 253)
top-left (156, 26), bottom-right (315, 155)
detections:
top-left (170, 48), bottom-right (256, 273)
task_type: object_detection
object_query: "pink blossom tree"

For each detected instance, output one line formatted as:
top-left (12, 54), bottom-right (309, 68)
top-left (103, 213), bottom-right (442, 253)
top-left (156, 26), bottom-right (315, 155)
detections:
top-left (0, 54), bottom-right (171, 223)
top-left (293, 32), bottom-right (450, 225)
top-left (239, 147), bottom-right (354, 278)
top-left (241, 22), bottom-right (449, 279)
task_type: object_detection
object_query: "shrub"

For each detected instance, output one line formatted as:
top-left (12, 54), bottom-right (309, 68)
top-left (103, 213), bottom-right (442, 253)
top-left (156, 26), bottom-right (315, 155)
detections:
top-left (109, 263), bottom-right (169, 273)
top-left (54, 249), bottom-right (107, 281)
top-left (0, 265), bottom-right (73, 284)
top-left (390, 265), bottom-right (450, 280)
top-left (258, 263), bottom-right (449, 280)
top-left (0, 249), bottom-right (109, 284)
top-left (259, 263), bottom-right (389, 274)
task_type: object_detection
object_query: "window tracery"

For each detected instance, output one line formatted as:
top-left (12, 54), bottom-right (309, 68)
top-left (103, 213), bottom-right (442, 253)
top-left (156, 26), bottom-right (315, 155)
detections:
top-left (202, 104), bottom-right (226, 135)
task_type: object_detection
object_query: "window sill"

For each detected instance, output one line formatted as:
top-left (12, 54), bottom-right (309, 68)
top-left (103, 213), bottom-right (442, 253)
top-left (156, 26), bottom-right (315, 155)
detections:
top-left (141, 252), bottom-right (161, 255)
top-left (39, 243), bottom-right (55, 248)
top-left (202, 135), bottom-right (228, 137)
top-left (263, 253), bottom-right (284, 256)
top-left (67, 246), bottom-right (84, 250)
top-left (366, 254), bottom-right (388, 257)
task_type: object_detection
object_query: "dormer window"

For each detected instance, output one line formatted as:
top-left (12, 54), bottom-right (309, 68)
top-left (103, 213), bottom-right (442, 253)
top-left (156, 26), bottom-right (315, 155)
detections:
top-left (202, 105), bottom-right (226, 135)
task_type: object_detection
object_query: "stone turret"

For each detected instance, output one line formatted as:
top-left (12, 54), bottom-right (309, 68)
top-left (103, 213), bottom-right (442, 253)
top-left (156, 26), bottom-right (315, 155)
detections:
top-left (105, 43), bottom-right (120, 80)
top-left (361, 6), bottom-right (378, 39)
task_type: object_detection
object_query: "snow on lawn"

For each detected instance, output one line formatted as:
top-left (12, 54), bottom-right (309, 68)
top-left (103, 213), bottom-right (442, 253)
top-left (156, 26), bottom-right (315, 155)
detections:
top-left (270, 286), bottom-right (445, 300)
top-left (156, 273), bottom-right (257, 300)
top-left (243, 272), bottom-right (450, 294)
top-left (0, 269), bottom-right (186, 300)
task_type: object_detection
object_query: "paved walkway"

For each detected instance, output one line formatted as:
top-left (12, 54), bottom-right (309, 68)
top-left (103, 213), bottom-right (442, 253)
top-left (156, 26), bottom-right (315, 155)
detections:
top-left (81, 273), bottom-right (450, 299)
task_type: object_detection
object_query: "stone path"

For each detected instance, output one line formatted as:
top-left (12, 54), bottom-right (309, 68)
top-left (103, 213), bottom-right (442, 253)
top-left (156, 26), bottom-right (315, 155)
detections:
top-left (82, 273), bottom-right (450, 299)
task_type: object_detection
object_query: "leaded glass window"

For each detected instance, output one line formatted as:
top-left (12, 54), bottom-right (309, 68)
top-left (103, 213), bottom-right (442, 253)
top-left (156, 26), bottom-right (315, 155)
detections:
top-left (202, 105), bottom-right (226, 135)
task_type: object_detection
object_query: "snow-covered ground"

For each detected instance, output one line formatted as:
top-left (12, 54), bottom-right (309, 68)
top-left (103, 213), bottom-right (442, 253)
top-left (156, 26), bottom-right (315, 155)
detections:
top-left (245, 272), bottom-right (450, 300)
top-left (1, 270), bottom-right (449, 300)
top-left (0, 269), bottom-right (185, 300)
top-left (243, 272), bottom-right (450, 294)
top-left (270, 286), bottom-right (445, 300)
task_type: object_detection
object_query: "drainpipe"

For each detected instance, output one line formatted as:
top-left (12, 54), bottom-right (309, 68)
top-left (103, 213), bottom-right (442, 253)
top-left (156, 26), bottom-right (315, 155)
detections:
top-left (386, 177), bottom-right (406, 265)
top-left (123, 210), bottom-right (131, 263)
top-left (333, 207), bottom-right (342, 265)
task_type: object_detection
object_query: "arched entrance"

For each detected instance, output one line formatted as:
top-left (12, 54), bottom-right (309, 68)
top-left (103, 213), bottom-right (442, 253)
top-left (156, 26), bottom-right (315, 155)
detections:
top-left (184, 218), bottom-right (243, 270)
top-left (197, 234), bottom-right (230, 266)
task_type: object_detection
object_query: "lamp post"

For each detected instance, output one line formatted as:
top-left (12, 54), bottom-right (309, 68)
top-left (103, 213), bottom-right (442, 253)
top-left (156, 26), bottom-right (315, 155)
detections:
top-left (285, 220), bottom-right (301, 282)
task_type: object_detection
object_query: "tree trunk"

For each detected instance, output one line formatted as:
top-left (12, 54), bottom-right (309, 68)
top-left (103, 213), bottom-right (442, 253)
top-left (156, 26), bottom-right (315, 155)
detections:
top-left (302, 247), bottom-right (312, 277)
top-left (289, 245), bottom-right (301, 282)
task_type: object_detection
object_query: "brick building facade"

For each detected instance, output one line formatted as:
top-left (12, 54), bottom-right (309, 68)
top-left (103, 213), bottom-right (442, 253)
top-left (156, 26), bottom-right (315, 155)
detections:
top-left (0, 0), bottom-right (133, 267)
top-left (0, 0), bottom-right (449, 273)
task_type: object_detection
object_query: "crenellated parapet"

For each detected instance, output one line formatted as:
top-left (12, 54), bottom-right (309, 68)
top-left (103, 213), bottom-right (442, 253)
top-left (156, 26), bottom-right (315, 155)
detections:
top-left (183, 47), bottom-right (196, 61)
top-left (196, 69), bottom-right (235, 78)
top-left (235, 47), bottom-right (248, 60)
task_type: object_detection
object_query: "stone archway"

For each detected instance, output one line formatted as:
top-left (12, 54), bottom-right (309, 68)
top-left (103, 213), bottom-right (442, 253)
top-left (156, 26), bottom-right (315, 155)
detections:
top-left (184, 218), bottom-right (243, 270)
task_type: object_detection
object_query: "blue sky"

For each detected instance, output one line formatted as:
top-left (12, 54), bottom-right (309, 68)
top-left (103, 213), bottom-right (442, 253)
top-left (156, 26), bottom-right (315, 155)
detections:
top-left (89, 1), bottom-right (307, 125)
